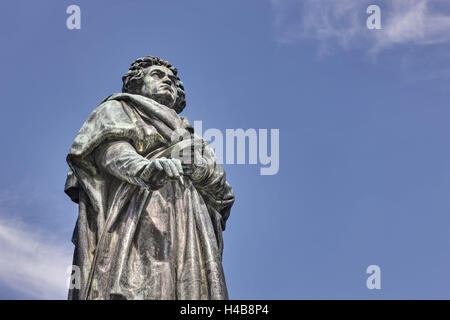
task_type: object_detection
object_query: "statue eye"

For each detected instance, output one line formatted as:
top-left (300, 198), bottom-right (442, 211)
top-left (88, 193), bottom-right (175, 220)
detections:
top-left (151, 71), bottom-right (163, 79)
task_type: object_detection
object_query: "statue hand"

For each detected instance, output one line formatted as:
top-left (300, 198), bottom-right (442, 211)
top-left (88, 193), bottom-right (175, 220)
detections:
top-left (140, 157), bottom-right (184, 190)
top-left (181, 155), bottom-right (208, 183)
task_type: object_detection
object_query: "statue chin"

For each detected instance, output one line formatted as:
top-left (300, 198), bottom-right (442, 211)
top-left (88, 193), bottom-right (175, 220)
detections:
top-left (143, 92), bottom-right (176, 110)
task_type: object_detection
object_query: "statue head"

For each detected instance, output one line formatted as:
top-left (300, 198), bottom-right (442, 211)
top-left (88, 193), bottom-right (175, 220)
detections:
top-left (122, 56), bottom-right (186, 113)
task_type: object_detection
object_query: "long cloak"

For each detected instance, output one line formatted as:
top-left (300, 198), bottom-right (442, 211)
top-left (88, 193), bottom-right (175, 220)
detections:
top-left (64, 93), bottom-right (234, 300)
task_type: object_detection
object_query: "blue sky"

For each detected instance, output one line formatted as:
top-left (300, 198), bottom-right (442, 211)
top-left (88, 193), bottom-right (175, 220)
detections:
top-left (0, 0), bottom-right (450, 299)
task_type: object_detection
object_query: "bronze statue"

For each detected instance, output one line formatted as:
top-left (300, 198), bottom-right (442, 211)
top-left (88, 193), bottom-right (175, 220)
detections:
top-left (64, 56), bottom-right (234, 300)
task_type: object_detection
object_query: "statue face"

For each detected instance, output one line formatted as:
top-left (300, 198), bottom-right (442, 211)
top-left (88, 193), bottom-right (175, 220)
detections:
top-left (140, 65), bottom-right (178, 108)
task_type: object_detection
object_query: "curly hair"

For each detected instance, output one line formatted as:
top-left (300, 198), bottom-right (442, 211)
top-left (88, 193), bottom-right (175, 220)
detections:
top-left (122, 56), bottom-right (186, 113)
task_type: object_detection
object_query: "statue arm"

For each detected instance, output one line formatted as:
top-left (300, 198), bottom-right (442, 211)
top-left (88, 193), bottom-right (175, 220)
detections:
top-left (94, 139), bottom-right (151, 188)
top-left (189, 144), bottom-right (235, 227)
top-left (194, 161), bottom-right (234, 203)
top-left (94, 139), bottom-right (184, 190)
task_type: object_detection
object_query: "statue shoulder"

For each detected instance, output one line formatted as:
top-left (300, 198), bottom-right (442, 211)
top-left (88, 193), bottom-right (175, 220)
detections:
top-left (83, 98), bottom-right (130, 125)
top-left (95, 98), bottom-right (125, 115)
top-left (68, 97), bottom-right (136, 161)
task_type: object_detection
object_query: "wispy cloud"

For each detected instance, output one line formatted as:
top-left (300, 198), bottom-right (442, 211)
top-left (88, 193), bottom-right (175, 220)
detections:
top-left (271, 0), bottom-right (363, 52)
top-left (0, 217), bottom-right (72, 299)
top-left (271, 0), bottom-right (450, 53)
top-left (374, 0), bottom-right (450, 52)
top-left (0, 181), bottom-right (75, 299)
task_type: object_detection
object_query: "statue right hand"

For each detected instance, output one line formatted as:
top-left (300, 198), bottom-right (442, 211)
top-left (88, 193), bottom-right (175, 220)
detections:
top-left (139, 157), bottom-right (184, 190)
